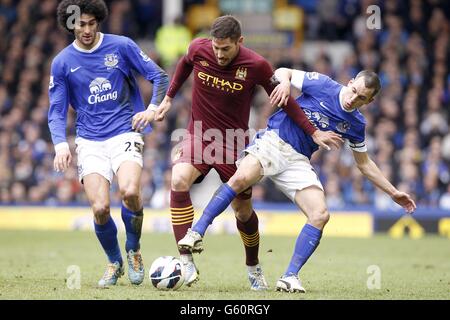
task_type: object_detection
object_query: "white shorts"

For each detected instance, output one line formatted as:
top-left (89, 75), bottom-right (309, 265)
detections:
top-left (75, 132), bottom-right (144, 184)
top-left (242, 130), bottom-right (323, 201)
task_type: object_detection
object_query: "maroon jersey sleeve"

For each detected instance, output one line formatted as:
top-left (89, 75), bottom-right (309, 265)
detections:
top-left (166, 56), bottom-right (193, 98)
top-left (257, 59), bottom-right (317, 136)
top-left (166, 39), bottom-right (203, 98)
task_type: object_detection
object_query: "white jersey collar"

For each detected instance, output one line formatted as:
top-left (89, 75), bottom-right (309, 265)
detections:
top-left (73, 32), bottom-right (104, 53)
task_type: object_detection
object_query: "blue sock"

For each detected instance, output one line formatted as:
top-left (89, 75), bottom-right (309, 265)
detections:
top-left (285, 224), bottom-right (322, 276)
top-left (193, 184), bottom-right (237, 236)
top-left (94, 217), bottom-right (122, 265)
top-left (121, 205), bottom-right (143, 252)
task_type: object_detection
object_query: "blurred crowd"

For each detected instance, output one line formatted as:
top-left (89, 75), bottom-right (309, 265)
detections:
top-left (0, 0), bottom-right (449, 210)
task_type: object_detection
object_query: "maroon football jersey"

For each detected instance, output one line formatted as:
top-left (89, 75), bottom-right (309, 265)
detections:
top-left (170, 38), bottom-right (275, 135)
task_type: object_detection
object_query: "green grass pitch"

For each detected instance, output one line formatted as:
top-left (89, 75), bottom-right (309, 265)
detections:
top-left (0, 230), bottom-right (449, 300)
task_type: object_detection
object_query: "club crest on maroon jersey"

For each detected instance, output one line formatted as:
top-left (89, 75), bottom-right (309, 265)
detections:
top-left (235, 67), bottom-right (247, 81)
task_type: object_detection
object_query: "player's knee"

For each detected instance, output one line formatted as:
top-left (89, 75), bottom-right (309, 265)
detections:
top-left (308, 208), bottom-right (330, 228)
top-left (171, 175), bottom-right (191, 192)
top-left (92, 203), bottom-right (110, 223)
top-left (228, 174), bottom-right (249, 193)
top-left (120, 185), bottom-right (139, 203)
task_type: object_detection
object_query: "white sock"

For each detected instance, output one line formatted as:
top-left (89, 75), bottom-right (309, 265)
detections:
top-left (180, 254), bottom-right (193, 264)
top-left (247, 264), bottom-right (260, 273)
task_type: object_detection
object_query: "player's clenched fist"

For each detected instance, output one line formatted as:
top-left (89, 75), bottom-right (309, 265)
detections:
top-left (53, 145), bottom-right (72, 173)
top-left (132, 108), bottom-right (156, 132)
top-left (154, 96), bottom-right (172, 121)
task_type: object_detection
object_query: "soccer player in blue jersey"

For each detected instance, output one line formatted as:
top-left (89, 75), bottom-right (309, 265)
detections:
top-left (48, 0), bottom-right (168, 287)
top-left (178, 68), bottom-right (416, 292)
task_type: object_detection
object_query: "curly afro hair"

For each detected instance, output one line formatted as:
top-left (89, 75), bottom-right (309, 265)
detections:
top-left (57, 0), bottom-right (108, 34)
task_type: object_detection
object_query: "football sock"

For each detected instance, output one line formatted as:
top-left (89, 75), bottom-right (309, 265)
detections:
top-left (236, 211), bottom-right (260, 266)
top-left (121, 204), bottom-right (143, 252)
top-left (94, 216), bottom-right (123, 265)
top-left (285, 224), bottom-right (322, 275)
top-left (179, 254), bottom-right (193, 264)
top-left (193, 183), bottom-right (237, 236)
top-left (171, 190), bottom-right (195, 254)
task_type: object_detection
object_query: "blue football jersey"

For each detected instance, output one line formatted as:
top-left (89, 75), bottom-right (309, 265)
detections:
top-left (267, 71), bottom-right (367, 158)
top-left (48, 33), bottom-right (169, 145)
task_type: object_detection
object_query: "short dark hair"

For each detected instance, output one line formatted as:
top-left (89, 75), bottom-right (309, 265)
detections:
top-left (57, 0), bottom-right (108, 34)
top-left (210, 15), bottom-right (242, 41)
top-left (355, 70), bottom-right (381, 98)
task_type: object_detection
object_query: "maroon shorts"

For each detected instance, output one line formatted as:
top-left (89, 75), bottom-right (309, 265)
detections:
top-left (172, 134), bottom-right (252, 200)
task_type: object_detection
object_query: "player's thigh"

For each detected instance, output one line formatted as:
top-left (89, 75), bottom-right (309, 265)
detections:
top-left (269, 155), bottom-right (324, 211)
top-left (110, 132), bottom-right (144, 175)
top-left (75, 137), bottom-right (113, 185)
top-left (243, 130), bottom-right (288, 176)
top-left (172, 134), bottom-right (211, 188)
top-left (171, 162), bottom-right (204, 190)
top-left (83, 173), bottom-right (111, 210)
top-left (293, 186), bottom-right (327, 219)
top-left (116, 160), bottom-right (142, 194)
top-left (228, 154), bottom-right (264, 193)
top-left (172, 132), bottom-right (205, 167)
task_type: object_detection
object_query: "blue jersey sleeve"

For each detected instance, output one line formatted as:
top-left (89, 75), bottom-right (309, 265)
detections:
top-left (291, 70), bottom-right (329, 96)
top-left (48, 58), bottom-right (69, 145)
top-left (122, 38), bottom-right (169, 106)
top-left (347, 125), bottom-right (367, 152)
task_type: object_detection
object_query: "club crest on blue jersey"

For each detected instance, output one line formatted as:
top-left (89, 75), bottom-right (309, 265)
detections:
top-left (104, 53), bottom-right (119, 68)
top-left (306, 72), bottom-right (319, 80)
top-left (304, 109), bottom-right (329, 129)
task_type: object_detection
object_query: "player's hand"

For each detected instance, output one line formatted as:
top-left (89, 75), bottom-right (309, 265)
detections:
top-left (391, 191), bottom-right (416, 214)
top-left (154, 96), bottom-right (172, 121)
top-left (132, 109), bottom-right (155, 132)
top-left (311, 130), bottom-right (344, 151)
top-left (53, 146), bottom-right (72, 173)
top-left (269, 80), bottom-right (291, 107)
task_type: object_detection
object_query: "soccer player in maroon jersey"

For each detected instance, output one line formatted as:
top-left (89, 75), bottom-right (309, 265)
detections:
top-left (132, 15), bottom-right (342, 290)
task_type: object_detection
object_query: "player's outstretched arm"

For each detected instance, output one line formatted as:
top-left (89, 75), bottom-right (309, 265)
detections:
top-left (166, 55), bottom-right (194, 101)
top-left (269, 68), bottom-right (293, 107)
top-left (154, 95), bottom-right (172, 121)
top-left (123, 38), bottom-right (169, 107)
top-left (353, 151), bottom-right (416, 213)
top-left (260, 62), bottom-right (342, 149)
top-left (311, 130), bottom-right (344, 151)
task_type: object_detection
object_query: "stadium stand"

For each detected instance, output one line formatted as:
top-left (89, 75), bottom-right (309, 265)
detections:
top-left (0, 0), bottom-right (449, 212)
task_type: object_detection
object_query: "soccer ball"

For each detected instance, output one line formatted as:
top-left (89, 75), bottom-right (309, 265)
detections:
top-left (149, 256), bottom-right (185, 290)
